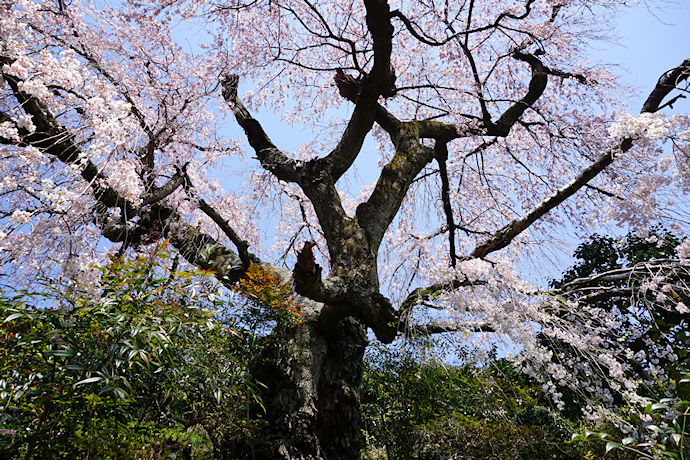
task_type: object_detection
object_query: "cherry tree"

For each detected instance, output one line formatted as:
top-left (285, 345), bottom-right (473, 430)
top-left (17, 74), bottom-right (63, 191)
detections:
top-left (1, 0), bottom-right (689, 457)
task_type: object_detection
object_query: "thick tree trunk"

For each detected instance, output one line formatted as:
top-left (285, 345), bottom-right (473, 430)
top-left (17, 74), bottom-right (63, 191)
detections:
top-left (234, 317), bottom-right (368, 460)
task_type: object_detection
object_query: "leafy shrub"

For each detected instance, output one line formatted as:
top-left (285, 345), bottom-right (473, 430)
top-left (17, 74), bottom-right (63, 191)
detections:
top-left (360, 345), bottom-right (588, 460)
top-left (0, 245), bottom-right (300, 458)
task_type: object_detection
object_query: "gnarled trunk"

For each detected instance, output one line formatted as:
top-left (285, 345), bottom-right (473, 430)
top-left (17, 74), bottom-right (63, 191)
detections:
top-left (234, 317), bottom-right (368, 460)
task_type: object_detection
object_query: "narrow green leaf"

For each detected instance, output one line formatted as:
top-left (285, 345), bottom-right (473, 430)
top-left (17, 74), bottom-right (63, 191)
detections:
top-left (74, 376), bottom-right (101, 386)
top-left (50, 349), bottom-right (77, 358)
top-left (64, 364), bottom-right (87, 371)
top-left (3, 313), bottom-right (24, 322)
top-left (605, 441), bottom-right (621, 453)
top-left (621, 437), bottom-right (637, 446)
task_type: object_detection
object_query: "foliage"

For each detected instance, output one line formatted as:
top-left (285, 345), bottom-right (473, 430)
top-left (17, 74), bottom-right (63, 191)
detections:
top-left (234, 261), bottom-right (304, 328)
top-left (360, 344), bottom-right (585, 460)
top-left (0, 246), bottom-right (299, 458)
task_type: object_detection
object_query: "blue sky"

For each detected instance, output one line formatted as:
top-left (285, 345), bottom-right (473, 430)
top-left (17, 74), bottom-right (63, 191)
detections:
top-left (594, 1), bottom-right (689, 112)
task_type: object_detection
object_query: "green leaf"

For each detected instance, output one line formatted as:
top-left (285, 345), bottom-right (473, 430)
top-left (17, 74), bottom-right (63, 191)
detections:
top-left (3, 312), bottom-right (24, 322)
top-left (645, 424), bottom-right (663, 434)
top-left (621, 437), bottom-right (637, 446)
top-left (63, 364), bottom-right (87, 371)
top-left (50, 348), bottom-right (77, 358)
top-left (112, 387), bottom-right (127, 402)
top-left (74, 376), bottom-right (101, 386)
top-left (605, 441), bottom-right (621, 453)
top-left (651, 402), bottom-right (671, 411)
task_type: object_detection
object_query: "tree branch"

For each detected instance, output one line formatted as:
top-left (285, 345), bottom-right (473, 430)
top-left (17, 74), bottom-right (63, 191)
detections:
top-left (403, 321), bottom-right (495, 336)
top-left (220, 75), bottom-right (303, 183)
top-left (642, 58), bottom-right (690, 113)
top-left (468, 137), bottom-right (633, 259)
top-left (0, 59), bottom-right (271, 295)
top-left (391, 0), bottom-right (537, 47)
top-left (196, 198), bottom-right (257, 269)
top-left (355, 122), bottom-right (436, 250)
top-left (314, 0), bottom-right (398, 182)
top-left (559, 259), bottom-right (689, 293)
top-left (400, 278), bottom-right (487, 316)
top-left (487, 51), bottom-right (548, 137)
top-left (141, 170), bottom-right (187, 206)
top-left (467, 58), bottom-right (690, 260)
top-left (332, 70), bottom-right (402, 144)
top-left (435, 142), bottom-right (457, 267)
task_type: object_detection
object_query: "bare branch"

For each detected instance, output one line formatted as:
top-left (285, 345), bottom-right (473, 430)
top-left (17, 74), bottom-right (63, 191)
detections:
top-left (642, 57), bottom-right (690, 113)
top-left (220, 75), bottom-right (303, 183)
top-left (403, 321), bottom-right (495, 336)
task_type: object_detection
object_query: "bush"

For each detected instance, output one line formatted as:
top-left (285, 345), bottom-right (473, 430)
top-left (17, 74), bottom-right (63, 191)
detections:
top-left (0, 245), bottom-right (299, 458)
top-left (360, 346), bottom-right (587, 460)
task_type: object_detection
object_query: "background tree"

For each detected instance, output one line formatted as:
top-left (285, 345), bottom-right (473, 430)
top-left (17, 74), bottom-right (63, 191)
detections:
top-left (360, 344), bottom-right (582, 460)
top-left (542, 227), bottom-right (690, 418)
top-left (1, 0), bottom-right (689, 458)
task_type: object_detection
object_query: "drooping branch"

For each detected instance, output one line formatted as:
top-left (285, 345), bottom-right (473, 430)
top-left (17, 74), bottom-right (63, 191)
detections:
top-left (196, 198), bottom-right (255, 269)
top-left (574, 288), bottom-right (635, 304)
top-left (0, 64), bottom-right (133, 215)
top-left (0, 60), bottom-right (269, 292)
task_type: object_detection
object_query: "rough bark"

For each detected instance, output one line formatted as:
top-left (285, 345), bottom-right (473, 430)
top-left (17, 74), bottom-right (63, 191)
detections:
top-left (233, 318), bottom-right (367, 460)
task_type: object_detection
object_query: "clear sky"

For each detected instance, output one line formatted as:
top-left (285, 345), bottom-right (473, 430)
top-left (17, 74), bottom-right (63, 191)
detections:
top-left (593, 1), bottom-right (689, 112)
